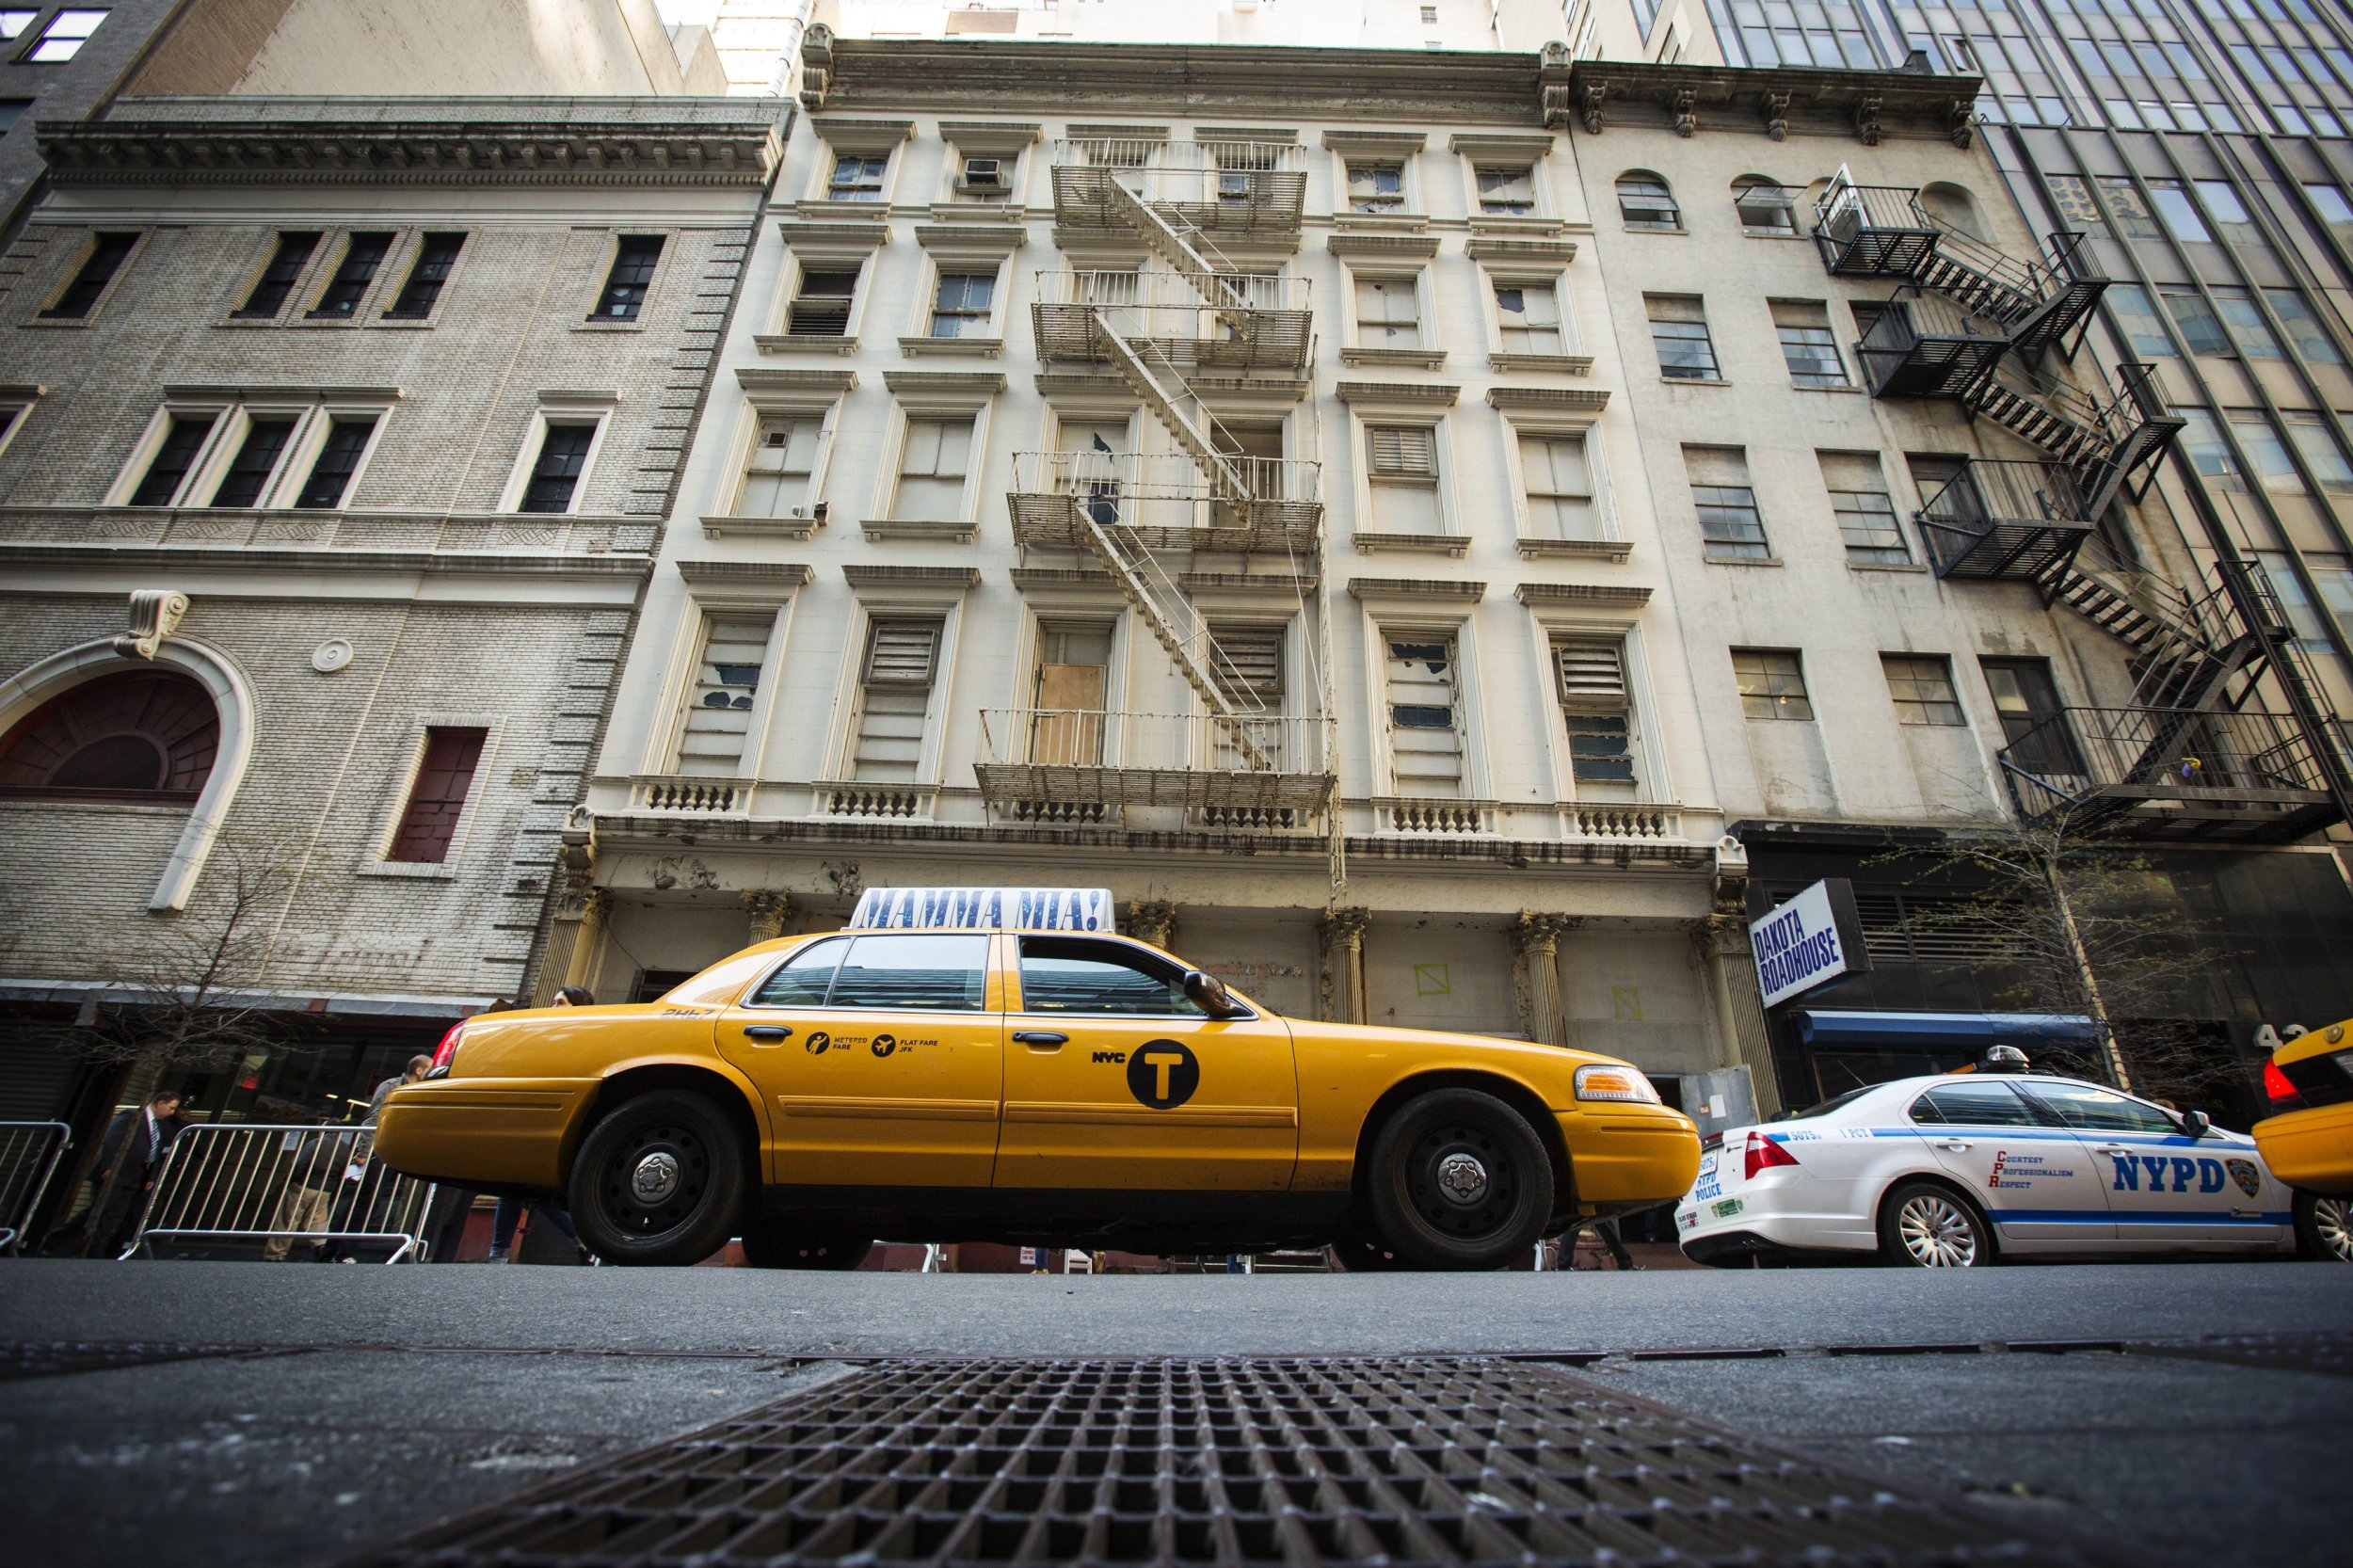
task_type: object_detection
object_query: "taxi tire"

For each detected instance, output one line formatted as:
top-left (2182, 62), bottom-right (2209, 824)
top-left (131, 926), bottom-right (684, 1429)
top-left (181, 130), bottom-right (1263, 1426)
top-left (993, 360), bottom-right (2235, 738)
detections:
top-left (568, 1090), bottom-right (746, 1267)
top-left (2292, 1189), bottom-right (2353, 1262)
top-left (1365, 1089), bottom-right (1554, 1271)
top-left (1878, 1179), bottom-right (1996, 1269)
top-left (741, 1221), bottom-right (873, 1271)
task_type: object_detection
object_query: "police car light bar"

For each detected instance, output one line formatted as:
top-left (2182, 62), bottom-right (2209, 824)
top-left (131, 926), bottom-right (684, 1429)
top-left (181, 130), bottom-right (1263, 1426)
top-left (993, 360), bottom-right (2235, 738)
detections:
top-left (847, 887), bottom-right (1115, 932)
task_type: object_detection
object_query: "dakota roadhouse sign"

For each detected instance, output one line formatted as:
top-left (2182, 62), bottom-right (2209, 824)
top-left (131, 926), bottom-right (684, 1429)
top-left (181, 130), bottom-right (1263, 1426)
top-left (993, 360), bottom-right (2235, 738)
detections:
top-left (1749, 878), bottom-right (1870, 1009)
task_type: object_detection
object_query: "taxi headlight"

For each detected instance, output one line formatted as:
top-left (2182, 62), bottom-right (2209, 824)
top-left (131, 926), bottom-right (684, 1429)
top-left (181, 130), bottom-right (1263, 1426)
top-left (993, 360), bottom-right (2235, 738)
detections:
top-left (1575, 1064), bottom-right (1660, 1104)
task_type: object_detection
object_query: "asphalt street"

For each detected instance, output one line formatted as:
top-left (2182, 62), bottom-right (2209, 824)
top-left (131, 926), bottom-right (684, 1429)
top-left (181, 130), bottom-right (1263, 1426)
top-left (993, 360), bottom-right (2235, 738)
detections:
top-left (1, 1258), bottom-right (2346, 1567)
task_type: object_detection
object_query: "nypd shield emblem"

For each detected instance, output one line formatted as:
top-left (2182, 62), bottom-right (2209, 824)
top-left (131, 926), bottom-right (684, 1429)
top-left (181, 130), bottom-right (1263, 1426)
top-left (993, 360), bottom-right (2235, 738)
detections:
top-left (2226, 1159), bottom-right (2262, 1198)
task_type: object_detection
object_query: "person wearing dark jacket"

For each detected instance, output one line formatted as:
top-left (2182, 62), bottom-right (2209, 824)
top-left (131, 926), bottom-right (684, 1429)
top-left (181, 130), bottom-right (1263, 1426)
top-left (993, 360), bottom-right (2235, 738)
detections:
top-left (89, 1090), bottom-right (187, 1256)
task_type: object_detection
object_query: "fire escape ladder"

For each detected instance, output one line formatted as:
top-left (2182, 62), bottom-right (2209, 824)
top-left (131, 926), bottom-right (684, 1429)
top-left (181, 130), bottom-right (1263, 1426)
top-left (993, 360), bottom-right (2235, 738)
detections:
top-left (1087, 321), bottom-right (1254, 506)
top-left (1105, 179), bottom-right (1263, 340)
top-left (1967, 360), bottom-right (2182, 520)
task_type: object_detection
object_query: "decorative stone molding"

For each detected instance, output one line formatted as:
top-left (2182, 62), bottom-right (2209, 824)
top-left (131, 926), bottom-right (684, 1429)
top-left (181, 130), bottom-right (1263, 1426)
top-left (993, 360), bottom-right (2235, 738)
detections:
top-left (1465, 236), bottom-right (1577, 264)
top-left (1198, 126), bottom-right (1297, 144)
top-left (1510, 911), bottom-right (1579, 1048)
top-left (1513, 583), bottom-right (1652, 607)
top-left (1126, 899), bottom-right (1177, 949)
top-left (1321, 130), bottom-right (1428, 154)
top-left (915, 224), bottom-right (1025, 257)
top-left (1334, 379), bottom-right (1459, 407)
top-left (1763, 90), bottom-right (1792, 141)
top-left (1855, 94), bottom-right (1884, 146)
top-left (1348, 577), bottom-right (1484, 602)
top-left (800, 23), bottom-right (836, 110)
top-left (842, 565), bottom-right (981, 588)
top-left (1317, 905), bottom-right (1370, 1024)
top-left (1564, 60), bottom-right (1977, 143)
top-left (1487, 352), bottom-right (1594, 376)
top-left (777, 220), bottom-right (889, 250)
top-left (1486, 386), bottom-right (1610, 413)
top-left (677, 560), bottom-right (813, 586)
top-left (1352, 532), bottom-right (1466, 557)
top-left (1176, 570), bottom-right (1319, 596)
top-left (1066, 123), bottom-right (1171, 142)
top-left (808, 117), bottom-right (914, 152)
top-left (1515, 537), bottom-right (1633, 563)
top-left (114, 588), bottom-right (188, 662)
top-left (743, 889), bottom-right (792, 944)
top-left (938, 120), bottom-right (1042, 152)
top-left (1712, 835), bottom-right (1751, 917)
top-left (1009, 568), bottom-right (1114, 590)
top-left (1948, 99), bottom-right (1977, 149)
top-left (1579, 82), bottom-right (1608, 135)
top-left (1447, 133), bottom-right (1557, 160)
top-left (735, 368), bottom-right (856, 396)
top-left (1327, 232), bottom-right (1440, 259)
top-left (882, 371), bottom-right (1008, 397)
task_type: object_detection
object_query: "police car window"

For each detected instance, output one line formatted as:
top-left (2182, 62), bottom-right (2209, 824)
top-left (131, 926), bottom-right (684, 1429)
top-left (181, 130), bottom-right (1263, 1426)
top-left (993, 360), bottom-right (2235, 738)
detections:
top-left (1785, 1084), bottom-right (1878, 1120)
top-left (747, 939), bottom-right (846, 1008)
top-left (1019, 937), bottom-right (1203, 1016)
top-left (824, 934), bottom-right (988, 1012)
top-left (1909, 1080), bottom-right (2041, 1127)
top-left (2017, 1081), bottom-right (2176, 1134)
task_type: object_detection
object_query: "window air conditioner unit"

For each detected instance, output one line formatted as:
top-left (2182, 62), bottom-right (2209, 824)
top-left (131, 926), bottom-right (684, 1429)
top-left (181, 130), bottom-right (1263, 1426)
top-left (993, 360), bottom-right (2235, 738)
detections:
top-left (960, 157), bottom-right (1008, 191)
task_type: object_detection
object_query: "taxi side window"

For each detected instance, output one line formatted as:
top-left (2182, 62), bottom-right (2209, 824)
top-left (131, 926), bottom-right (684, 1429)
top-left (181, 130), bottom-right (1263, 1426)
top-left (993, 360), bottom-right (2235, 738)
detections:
top-left (2017, 1081), bottom-right (2177, 1134)
top-left (824, 934), bottom-right (988, 1012)
top-left (1908, 1081), bottom-right (2041, 1127)
top-left (1019, 936), bottom-right (1203, 1016)
top-left (748, 939), bottom-right (846, 1008)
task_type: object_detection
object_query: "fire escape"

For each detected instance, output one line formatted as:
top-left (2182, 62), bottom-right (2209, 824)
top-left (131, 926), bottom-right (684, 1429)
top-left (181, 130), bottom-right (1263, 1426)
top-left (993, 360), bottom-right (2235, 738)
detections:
top-left (979, 137), bottom-right (1337, 840)
top-left (1817, 176), bottom-right (2345, 840)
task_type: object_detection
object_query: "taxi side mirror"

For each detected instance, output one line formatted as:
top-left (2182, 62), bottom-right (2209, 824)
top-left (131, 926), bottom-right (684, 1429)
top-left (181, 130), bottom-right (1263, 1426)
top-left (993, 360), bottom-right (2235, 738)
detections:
top-left (1183, 969), bottom-right (1239, 1017)
top-left (2179, 1109), bottom-right (2212, 1139)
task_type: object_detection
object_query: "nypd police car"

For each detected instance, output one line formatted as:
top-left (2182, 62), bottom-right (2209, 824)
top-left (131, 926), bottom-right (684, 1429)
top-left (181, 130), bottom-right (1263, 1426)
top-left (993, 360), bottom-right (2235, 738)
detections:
top-left (1676, 1070), bottom-right (2305, 1267)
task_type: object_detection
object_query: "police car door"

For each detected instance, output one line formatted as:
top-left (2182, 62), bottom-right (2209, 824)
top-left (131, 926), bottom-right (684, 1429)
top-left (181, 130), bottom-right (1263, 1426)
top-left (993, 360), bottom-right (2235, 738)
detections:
top-left (1909, 1079), bottom-right (2113, 1251)
top-left (998, 935), bottom-right (1297, 1192)
top-left (2017, 1080), bottom-right (2284, 1250)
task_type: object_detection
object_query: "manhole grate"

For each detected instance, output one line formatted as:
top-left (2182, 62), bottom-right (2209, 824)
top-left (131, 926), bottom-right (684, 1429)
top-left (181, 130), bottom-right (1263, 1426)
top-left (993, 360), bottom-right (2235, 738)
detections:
top-left (352, 1356), bottom-right (2113, 1565)
top-left (0, 1340), bottom-right (306, 1381)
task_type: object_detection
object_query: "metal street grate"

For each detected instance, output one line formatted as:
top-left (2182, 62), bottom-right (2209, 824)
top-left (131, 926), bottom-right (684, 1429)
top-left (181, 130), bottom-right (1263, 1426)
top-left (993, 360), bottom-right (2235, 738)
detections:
top-left (0, 1339), bottom-right (306, 1381)
top-left (350, 1356), bottom-right (2115, 1566)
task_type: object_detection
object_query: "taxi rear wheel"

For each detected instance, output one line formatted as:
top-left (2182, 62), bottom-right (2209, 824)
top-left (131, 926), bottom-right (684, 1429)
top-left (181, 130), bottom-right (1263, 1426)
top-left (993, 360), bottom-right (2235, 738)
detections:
top-left (1879, 1180), bottom-right (1994, 1269)
top-left (2294, 1190), bottom-right (2353, 1262)
top-left (569, 1090), bottom-right (746, 1267)
top-left (1365, 1089), bottom-right (1553, 1271)
top-left (741, 1221), bottom-right (873, 1271)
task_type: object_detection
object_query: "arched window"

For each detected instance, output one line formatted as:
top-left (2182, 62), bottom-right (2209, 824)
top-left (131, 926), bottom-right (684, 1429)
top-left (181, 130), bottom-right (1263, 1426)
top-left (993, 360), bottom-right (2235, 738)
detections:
top-left (1919, 182), bottom-right (1987, 241)
top-left (1733, 175), bottom-right (1798, 234)
top-left (0, 669), bottom-right (220, 801)
top-left (1616, 171), bottom-right (1680, 231)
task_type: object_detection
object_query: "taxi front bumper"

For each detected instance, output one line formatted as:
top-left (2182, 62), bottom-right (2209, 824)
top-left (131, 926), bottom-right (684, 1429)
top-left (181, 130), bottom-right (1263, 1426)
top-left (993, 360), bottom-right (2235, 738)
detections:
top-left (2254, 1099), bottom-right (2353, 1195)
top-left (375, 1078), bottom-right (597, 1190)
top-left (1559, 1108), bottom-right (1702, 1215)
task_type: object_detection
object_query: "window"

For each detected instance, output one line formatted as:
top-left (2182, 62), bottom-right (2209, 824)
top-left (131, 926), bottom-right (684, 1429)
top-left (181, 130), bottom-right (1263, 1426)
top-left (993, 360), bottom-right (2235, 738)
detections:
top-left (1384, 635), bottom-right (1464, 796)
top-left (929, 270), bottom-right (995, 339)
top-left (677, 614), bottom-right (774, 776)
top-left (749, 939), bottom-right (845, 1007)
top-left (2105, 284), bottom-right (2174, 358)
top-left (2161, 289), bottom-right (2231, 357)
top-left (1020, 936), bottom-right (1201, 1016)
top-left (519, 422), bottom-right (598, 513)
top-left (308, 232), bottom-right (392, 319)
top-left (2147, 180), bottom-right (2211, 243)
top-left (787, 265), bottom-right (859, 336)
top-left (741, 412), bottom-right (824, 517)
top-left (293, 416), bottom-right (377, 510)
top-left (1819, 452), bottom-right (1906, 564)
top-left (1882, 654), bottom-right (1965, 725)
top-left (41, 232), bottom-right (135, 319)
top-left (25, 8), bottom-right (104, 60)
top-left (2174, 408), bottom-right (2243, 491)
top-left (1734, 178), bottom-right (1797, 234)
top-left (386, 728), bottom-right (488, 865)
top-left (2045, 173), bottom-right (2105, 231)
top-left (1980, 658), bottom-right (2080, 774)
top-left (2194, 181), bottom-right (2263, 246)
top-left (825, 935), bottom-right (988, 1012)
top-left (1209, 623), bottom-right (1284, 705)
top-left (2095, 176), bottom-right (2162, 240)
top-left (2264, 291), bottom-right (2342, 364)
top-left (2230, 411), bottom-right (2304, 494)
top-left (1771, 300), bottom-right (1846, 387)
top-left (128, 412), bottom-right (220, 506)
top-left (1686, 445), bottom-right (1768, 560)
top-left (2017, 1081), bottom-right (2176, 1135)
top-left (1617, 172), bottom-right (1679, 229)
top-left (2255, 551), bottom-right (2331, 645)
top-left (828, 152), bottom-right (889, 202)
top-left (1353, 274), bottom-right (1421, 348)
top-left (0, 11), bottom-right (33, 39)
top-left (2284, 414), bottom-right (2353, 495)
top-left (2210, 287), bottom-right (2284, 359)
top-left (1418, 4), bottom-right (1437, 21)
top-left (208, 417), bottom-right (296, 508)
top-left (1347, 160), bottom-right (1404, 213)
top-left (2302, 183), bottom-right (2353, 248)
top-left (593, 236), bottom-right (663, 321)
top-left (1732, 650), bottom-right (1812, 720)
top-left (1493, 281), bottom-right (1561, 355)
top-left (2307, 554), bottom-right (2353, 644)
top-left (0, 670), bottom-right (218, 801)
top-left (1553, 639), bottom-right (1636, 787)
top-left (1907, 1080), bottom-right (2039, 1128)
top-left (1647, 295), bottom-right (1720, 380)
top-left (1365, 424), bottom-right (1441, 533)
top-left (384, 232), bottom-right (463, 319)
top-left (1476, 165), bottom-right (1535, 216)
top-left (234, 232), bottom-right (321, 319)
top-left (893, 416), bottom-right (974, 518)
top-left (851, 620), bottom-right (941, 783)
top-left (1518, 432), bottom-right (1595, 540)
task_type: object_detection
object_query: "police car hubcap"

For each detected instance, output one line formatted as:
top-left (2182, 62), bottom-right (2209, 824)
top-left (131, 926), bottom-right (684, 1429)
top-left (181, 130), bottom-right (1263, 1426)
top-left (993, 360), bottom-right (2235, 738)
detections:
top-left (2319, 1197), bottom-right (2352, 1260)
top-left (1436, 1154), bottom-right (1489, 1205)
top-left (632, 1152), bottom-right (680, 1204)
top-left (1898, 1194), bottom-right (1977, 1266)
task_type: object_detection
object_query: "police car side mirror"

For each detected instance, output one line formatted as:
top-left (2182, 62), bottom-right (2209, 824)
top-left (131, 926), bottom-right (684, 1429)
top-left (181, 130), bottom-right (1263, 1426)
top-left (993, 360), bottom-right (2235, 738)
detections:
top-left (1183, 969), bottom-right (1238, 1017)
top-left (2179, 1109), bottom-right (2212, 1139)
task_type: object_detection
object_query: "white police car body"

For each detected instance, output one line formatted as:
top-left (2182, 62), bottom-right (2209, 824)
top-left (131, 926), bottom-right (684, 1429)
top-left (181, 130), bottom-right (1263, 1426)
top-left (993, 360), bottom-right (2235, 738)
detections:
top-left (1675, 1072), bottom-right (2296, 1267)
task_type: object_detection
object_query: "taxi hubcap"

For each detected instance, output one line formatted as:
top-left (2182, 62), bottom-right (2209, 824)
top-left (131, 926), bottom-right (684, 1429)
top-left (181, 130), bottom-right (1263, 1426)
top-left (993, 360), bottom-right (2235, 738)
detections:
top-left (1436, 1153), bottom-right (1489, 1205)
top-left (602, 1119), bottom-right (709, 1237)
top-left (1408, 1121), bottom-right (1517, 1240)
top-left (632, 1151), bottom-right (680, 1204)
top-left (1898, 1194), bottom-right (1978, 1267)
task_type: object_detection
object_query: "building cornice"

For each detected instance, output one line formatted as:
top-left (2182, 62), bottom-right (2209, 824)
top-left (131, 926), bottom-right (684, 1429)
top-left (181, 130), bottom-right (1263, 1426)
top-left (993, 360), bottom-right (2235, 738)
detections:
top-left (0, 542), bottom-right (650, 579)
top-left (1561, 59), bottom-right (1979, 147)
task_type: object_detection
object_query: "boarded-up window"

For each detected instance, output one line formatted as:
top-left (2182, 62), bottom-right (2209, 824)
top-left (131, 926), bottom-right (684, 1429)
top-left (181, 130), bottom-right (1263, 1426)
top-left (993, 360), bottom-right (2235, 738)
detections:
top-left (388, 728), bottom-right (488, 864)
top-left (1385, 634), bottom-right (1463, 796)
top-left (1554, 639), bottom-right (1636, 787)
top-left (893, 417), bottom-right (974, 519)
top-left (1367, 424), bottom-right (1440, 534)
top-left (1354, 275), bottom-right (1421, 347)
top-left (852, 620), bottom-right (942, 782)
top-left (676, 615), bottom-right (773, 776)
top-left (1519, 432), bottom-right (1595, 539)
top-left (1029, 624), bottom-right (1112, 766)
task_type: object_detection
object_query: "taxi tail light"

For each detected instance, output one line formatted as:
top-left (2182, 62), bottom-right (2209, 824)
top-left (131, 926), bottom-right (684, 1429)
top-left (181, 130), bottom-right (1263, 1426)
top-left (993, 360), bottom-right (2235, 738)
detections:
top-left (2263, 1056), bottom-right (2302, 1108)
top-left (429, 1021), bottom-right (466, 1075)
top-left (1744, 1131), bottom-right (1801, 1181)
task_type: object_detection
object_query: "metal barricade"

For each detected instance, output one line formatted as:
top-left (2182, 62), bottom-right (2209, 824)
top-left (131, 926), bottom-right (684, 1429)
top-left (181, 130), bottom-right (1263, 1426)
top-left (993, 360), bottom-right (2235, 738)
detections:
top-left (124, 1122), bottom-right (438, 1262)
top-left (0, 1120), bottom-right (73, 1254)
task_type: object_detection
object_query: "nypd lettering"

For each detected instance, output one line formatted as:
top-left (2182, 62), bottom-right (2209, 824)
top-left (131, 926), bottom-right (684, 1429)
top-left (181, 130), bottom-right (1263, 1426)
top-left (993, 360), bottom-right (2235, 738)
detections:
top-left (2110, 1153), bottom-right (2234, 1193)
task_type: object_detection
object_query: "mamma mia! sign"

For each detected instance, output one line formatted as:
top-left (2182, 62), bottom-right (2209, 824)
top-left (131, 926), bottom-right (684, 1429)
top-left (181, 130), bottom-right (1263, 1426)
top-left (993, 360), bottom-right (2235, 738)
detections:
top-left (1750, 878), bottom-right (1869, 1009)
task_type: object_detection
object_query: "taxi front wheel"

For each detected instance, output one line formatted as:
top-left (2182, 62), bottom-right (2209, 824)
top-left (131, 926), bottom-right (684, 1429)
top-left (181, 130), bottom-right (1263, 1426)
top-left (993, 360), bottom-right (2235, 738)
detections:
top-left (1365, 1089), bottom-right (1553, 1270)
top-left (568, 1090), bottom-right (746, 1266)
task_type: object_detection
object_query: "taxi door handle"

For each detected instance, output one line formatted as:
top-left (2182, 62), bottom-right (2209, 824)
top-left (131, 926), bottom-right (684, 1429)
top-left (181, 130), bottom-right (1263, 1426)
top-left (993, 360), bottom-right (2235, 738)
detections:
top-left (742, 1025), bottom-right (792, 1043)
top-left (1013, 1031), bottom-right (1067, 1049)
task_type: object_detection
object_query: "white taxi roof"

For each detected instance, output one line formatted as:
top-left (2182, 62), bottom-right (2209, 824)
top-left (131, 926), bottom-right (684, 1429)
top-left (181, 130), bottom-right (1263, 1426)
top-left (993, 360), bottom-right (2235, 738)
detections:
top-left (847, 887), bottom-right (1116, 933)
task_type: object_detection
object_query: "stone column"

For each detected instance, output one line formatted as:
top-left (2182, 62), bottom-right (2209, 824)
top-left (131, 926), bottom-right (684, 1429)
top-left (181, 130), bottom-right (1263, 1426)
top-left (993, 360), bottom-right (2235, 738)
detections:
top-left (1692, 915), bottom-right (1784, 1121)
top-left (1510, 912), bottom-right (1577, 1048)
top-left (744, 889), bottom-right (792, 944)
top-left (563, 888), bottom-right (611, 996)
top-left (1317, 905), bottom-right (1369, 1024)
top-left (1126, 899), bottom-right (1176, 951)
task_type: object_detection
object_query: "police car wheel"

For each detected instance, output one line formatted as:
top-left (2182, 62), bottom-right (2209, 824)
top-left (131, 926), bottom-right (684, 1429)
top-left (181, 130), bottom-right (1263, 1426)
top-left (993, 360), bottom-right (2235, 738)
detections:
top-left (2293, 1190), bottom-right (2353, 1262)
top-left (1879, 1180), bottom-right (1994, 1269)
top-left (569, 1089), bottom-right (745, 1267)
top-left (741, 1220), bottom-right (873, 1271)
top-left (1367, 1089), bottom-right (1553, 1271)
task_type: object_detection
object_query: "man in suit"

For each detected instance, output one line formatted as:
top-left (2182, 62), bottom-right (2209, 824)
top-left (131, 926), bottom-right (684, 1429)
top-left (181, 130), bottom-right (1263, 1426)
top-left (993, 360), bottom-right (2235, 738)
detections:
top-left (89, 1089), bottom-right (187, 1256)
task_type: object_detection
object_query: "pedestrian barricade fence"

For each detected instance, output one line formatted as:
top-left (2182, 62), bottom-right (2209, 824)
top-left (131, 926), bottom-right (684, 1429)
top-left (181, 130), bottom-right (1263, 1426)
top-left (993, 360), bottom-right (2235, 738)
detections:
top-left (0, 1120), bottom-right (72, 1254)
top-left (125, 1122), bottom-right (438, 1262)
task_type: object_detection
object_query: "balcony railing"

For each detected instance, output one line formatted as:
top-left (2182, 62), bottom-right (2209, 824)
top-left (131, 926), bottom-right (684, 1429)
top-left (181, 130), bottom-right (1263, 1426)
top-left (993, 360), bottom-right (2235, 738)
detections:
top-left (1855, 291), bottom-right (2008, 398)
top-left (1916, 459), bottom-right (2095, 581)
top-left (974, 709), bottom-right (1335, 816)
top-left (1999, 704), bottom-right (2340, 840)
top-left (1813, 183), bottom-right (1942, 277)
top-left (1007, 451), bottom-right (1322, 553)
top-left (629, 775), bottom-right (744, 814)
top-left (1032, 270), bottom-right (1314, 373)
top-left (1051, 140), bottom-right (1308, 234)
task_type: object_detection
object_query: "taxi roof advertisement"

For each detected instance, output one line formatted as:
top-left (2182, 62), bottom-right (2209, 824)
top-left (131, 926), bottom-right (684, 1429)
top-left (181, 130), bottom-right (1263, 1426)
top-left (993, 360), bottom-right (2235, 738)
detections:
top-left (1750, 877), bottom-right (1870, 1010)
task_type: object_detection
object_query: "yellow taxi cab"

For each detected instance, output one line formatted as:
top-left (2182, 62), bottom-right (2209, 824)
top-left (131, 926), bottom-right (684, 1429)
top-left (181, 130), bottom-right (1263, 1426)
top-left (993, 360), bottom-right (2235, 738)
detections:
top-left (2257, 1016), bottom-right (2353, 1261)
top-left (376, 887), bottom-right (1700, 1270)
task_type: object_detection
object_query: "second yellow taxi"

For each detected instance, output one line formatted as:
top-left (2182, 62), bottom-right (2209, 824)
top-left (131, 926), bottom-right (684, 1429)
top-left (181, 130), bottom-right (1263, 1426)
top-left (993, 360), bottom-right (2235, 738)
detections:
top-left (376, 887), bottom-right (1701, 1270)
